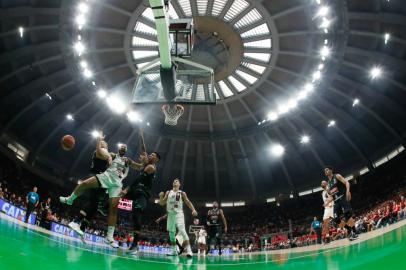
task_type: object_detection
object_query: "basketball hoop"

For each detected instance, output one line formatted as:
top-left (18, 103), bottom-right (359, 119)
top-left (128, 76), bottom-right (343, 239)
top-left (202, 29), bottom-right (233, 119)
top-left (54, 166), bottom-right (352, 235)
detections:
top-left (162, 104), bottom-right (184, 126)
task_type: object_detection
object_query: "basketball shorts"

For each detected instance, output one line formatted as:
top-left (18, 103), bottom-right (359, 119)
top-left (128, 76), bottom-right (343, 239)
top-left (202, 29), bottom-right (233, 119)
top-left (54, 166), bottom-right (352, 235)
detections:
top-left (198, 236), bottom-right (206, 245)
top-left (130, 189), bottom-right (150, 211)
top-left (333, 198), bottom-right (353, 221)
top-left (323, 206), bottom-right (334, 220)
top-left (208, 225), bottom-right (222, 238)
top-left (96, 171), bottom-right (122, 198)
top-left (167, 212), bottom-right (186, 233)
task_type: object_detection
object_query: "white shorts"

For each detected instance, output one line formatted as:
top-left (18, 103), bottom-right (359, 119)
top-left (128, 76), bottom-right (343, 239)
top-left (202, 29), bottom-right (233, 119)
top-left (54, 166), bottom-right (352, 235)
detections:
top-left (323, 207), bottom-right (334, 220)
top-left (198, 237), bottom-right (206, 245)
top-left (167, 212), bottom-right (186, 233)
top-left (96, 171), bottom-right (122, 198)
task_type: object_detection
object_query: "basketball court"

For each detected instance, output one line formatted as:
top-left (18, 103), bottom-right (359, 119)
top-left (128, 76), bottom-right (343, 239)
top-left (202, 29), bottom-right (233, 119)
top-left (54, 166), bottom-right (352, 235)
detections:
top-left (1, 214), bottom-right (404, 270)
top-left (1, 0), bottom-right (406, 270)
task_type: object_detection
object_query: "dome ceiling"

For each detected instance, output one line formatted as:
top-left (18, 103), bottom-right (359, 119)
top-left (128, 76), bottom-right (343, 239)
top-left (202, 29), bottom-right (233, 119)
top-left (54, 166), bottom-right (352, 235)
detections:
top-left (0, 0), bottom-right (405, 203)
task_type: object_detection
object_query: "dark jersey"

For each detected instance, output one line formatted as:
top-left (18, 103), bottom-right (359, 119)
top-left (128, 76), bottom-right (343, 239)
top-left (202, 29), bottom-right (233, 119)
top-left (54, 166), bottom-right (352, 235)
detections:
top-left (131, 169), bottom-right (155, 199)
top-left (207, 208), bottom-right (221, 226)
top-left (328, 174), bottom-right (346, 200)
top-left (90, 151), bottom-right (109, 174)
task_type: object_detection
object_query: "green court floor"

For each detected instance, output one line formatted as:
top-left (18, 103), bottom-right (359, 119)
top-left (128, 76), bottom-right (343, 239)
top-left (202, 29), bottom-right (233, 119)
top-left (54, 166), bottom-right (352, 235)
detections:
top-left (0, 217), bottom-right (404, 270)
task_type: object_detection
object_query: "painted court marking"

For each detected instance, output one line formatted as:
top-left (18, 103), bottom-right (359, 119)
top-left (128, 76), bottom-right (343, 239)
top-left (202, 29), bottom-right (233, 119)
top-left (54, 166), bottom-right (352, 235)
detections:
top-left (1, 214), bottom-right (405, 267)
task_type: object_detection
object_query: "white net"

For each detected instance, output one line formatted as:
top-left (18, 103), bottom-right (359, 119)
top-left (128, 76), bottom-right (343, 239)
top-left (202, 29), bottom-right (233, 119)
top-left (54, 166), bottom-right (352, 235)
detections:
top-left (162, 104), bottom-right (184, 126)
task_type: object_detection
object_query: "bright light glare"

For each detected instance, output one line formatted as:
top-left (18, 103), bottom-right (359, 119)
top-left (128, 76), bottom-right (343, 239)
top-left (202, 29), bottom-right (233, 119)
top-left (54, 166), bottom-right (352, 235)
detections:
top-left (320, 46), bottom-right (330, 57)
top-left (106, 95), bottom-right (126, 114)
top-left (317, 6), bottom-right (329, 17)
top-left (271, 144), bottom-right (285, 157)
top-left (301, 135), bottom-right (310, 144)
top-left (384, 33), bottom-right (390, 44)
top-left (78, 2), bottom-right (89, 13)
top-left (286, 99), bottom-right (298, 110)
top-left (127, 111), bottom-right (143, 123)
top-left (352, 98), bottom-right (360, 107)
top-left (305, 83), bottom-right (314, 92)
top-left (66, 114), bottom-right (74, 121)
top-left (80, 61), bottom-right (88, 68)
top-left (320, 18), bottom-right (331, 29)
top-left (83, 69), bottom-right (93, 78)
top-left (297, 90), bottom-right (309, 100)
top-left (75, 14), bottom-right (86, 26)
top-left (313, 70), bottom-right (322, 80)
top-left (370, 67), bottom-right (382, 79)
top-left (278, 105), bottom-right (289, 115)
top-left (91, 130), bottom-right (101, 138)
top-left (97, 90), bottom-right (107, 98)
top-left (267, 112), bottom-right (279, 121)
top-left (18, 27), bottom-right (24, 38)
top-left (74, 41), bottom-right (85, 55)
top-left (328, 120), bottom-right (336, 127)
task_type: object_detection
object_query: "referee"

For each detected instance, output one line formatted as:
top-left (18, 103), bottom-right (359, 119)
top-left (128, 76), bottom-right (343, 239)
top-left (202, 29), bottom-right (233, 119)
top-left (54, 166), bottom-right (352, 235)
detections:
top-left (310, 216), bottom-right (322, 244)
top-left (25, 187), bottom-right (39, 223)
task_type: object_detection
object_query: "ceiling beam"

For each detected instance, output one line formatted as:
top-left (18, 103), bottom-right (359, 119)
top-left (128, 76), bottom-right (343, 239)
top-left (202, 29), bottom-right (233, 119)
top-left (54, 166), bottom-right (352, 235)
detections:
top-left (223, 103), bottom-right (257, 198)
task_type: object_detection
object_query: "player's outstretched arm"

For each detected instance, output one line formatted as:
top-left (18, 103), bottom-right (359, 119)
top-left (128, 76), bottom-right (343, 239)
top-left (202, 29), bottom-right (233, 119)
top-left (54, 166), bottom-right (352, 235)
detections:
top-left (95, 132), bottom-right (112, 163)
top-left (155, 214), bottom-right (168, 223)
top-left (127, 158), bottom-right (145, 171)
top-left (220, 209), bottom-right (228, 233)
top-left (336, 174), bottom-right (351, 201)
top-left (139, 129), bottom-right (147, 154)
top-left (137, 129), bottom-right (149, 165)
top-left (182, 192), bottom-right (197, 216)
top-left (159, 191), bottom-right (169, 206)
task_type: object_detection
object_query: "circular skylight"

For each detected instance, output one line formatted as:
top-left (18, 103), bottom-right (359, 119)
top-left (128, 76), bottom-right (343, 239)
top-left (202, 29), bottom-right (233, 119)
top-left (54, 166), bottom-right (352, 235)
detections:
top-left (130, 0), bottom-right (273, 100)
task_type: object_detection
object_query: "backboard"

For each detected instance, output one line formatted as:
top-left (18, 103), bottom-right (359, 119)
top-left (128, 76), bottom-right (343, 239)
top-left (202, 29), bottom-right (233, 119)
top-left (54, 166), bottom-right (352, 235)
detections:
top-left (131, 57), bottom-right (216, 105)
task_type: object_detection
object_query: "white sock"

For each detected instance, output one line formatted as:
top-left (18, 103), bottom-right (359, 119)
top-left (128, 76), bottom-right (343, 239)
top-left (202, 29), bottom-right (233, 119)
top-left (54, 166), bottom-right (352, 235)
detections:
top-left (67, 192), bottom-right (78, 203)
top-left (198, 250), bottom-right (200, 255)
top-left (186, 245), bottom-right (191, 253)
top-left (107, 226), bottom-right (115, 239)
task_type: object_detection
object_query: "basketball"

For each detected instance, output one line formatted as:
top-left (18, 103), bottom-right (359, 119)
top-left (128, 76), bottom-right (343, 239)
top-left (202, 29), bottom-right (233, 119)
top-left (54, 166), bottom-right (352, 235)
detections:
top-left (61, 135), bottom-right (75, 151)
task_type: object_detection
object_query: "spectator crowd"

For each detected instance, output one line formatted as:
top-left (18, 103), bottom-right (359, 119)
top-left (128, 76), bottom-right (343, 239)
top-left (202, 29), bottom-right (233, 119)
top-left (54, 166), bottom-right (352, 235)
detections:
top-left (0, 151), bottom-right (405, 252)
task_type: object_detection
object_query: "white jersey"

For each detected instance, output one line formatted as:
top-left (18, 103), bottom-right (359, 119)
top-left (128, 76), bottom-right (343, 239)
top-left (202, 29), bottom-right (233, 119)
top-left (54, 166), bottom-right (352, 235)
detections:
top-left (322, 190), bottom-right (333, 208)
top-left (197, 228), bottom-right (207, 244)
top-left (166, 190), bottom-right (183, 214)
top-left (198, 228), bottom-right (207, 238)
top-left (106, 155), bottom-right (129, 180)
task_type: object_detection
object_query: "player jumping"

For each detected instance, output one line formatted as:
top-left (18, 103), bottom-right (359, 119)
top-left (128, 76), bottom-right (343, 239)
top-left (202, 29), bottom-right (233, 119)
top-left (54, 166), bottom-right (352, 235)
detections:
top-left (68, 133), bottom-right (110, 239)
top-left (60, 132), bottom-right (146, 248)
top-left (119, 131), bottom-right (161, 255)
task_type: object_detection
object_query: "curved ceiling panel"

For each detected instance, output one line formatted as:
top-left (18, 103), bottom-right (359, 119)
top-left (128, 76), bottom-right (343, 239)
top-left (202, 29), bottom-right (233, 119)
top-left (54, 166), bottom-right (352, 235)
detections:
top-left (0, 0), bottom-right (405, 203)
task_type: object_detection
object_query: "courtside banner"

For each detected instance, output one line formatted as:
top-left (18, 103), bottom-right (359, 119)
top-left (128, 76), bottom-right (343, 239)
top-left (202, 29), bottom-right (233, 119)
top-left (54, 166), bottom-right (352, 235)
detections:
top-left (0, 198), bottom-right (36, 225)
top-left (50, 222), bottom-right (106, 244)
